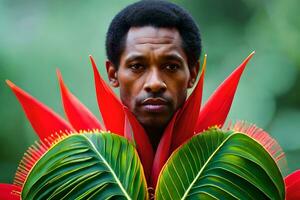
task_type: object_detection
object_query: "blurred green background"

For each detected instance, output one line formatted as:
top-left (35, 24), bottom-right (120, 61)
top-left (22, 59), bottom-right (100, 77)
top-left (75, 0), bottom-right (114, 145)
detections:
top-left (0, 0), bottom-right (299, 183)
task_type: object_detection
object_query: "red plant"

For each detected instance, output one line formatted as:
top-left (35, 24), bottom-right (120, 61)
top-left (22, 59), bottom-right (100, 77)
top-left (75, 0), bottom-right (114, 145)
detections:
top-left (285, 170), bottom-right (300, 199)
top-left (0, 52), bottom-right (299, 199)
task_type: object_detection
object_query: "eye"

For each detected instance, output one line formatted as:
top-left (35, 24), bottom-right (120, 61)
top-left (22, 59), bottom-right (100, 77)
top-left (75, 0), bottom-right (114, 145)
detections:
top-left (164, 63), bottom-right (180, 72)
top-left (129, 63), bottom-right (145, 72)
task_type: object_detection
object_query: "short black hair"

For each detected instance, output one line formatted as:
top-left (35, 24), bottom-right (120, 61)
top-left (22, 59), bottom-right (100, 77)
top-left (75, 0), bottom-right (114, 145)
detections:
top-left (106, 0), bottom-right (201, 69)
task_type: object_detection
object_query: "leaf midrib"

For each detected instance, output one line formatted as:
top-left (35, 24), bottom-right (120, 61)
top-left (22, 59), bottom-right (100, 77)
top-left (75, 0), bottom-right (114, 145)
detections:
top-left (181, 133), bottom-right (232, 199)
top-left (83, 134), bottom-right (131, 200)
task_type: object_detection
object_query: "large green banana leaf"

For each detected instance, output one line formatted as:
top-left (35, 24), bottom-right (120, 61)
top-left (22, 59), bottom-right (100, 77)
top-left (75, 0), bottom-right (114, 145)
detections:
top-left (22, 132), bottom-right (148, 200)
top-left (155, 129), bottom-right (285, 199)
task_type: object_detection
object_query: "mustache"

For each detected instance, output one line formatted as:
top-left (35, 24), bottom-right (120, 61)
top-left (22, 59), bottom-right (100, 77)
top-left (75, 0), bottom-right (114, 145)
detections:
top-left (136, 93), bottom-right (172, 105)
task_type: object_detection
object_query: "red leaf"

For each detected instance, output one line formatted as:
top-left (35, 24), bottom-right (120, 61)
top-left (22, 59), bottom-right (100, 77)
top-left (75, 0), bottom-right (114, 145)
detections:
top-left (151, 110), bottom-right (180, 188)
top-left (195, 52), bottom-right (255, 133)
top-left (285, 170), bottom-right (300, 199)
top-left (123, 107), bottom-right (154, 181)
top-left (6, 80), bottom-right (74, 140)
top-left (90, 56), bottom-right (125, 135)
top-left (171, 55), bottom-right (206, 151)
top-left (0, 184), bottom-right (21, 200)
top-left (57, 70), bottom-right (104, 131)
top-left (123, 114), bottom-right (134, 143)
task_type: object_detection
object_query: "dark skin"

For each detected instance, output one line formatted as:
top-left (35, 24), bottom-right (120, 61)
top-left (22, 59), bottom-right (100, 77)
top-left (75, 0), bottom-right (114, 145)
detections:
top-left (106, 26), bottom-right (199, 149)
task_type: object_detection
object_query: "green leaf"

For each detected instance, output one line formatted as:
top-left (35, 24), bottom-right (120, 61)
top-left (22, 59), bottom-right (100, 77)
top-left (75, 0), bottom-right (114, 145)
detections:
top-left (21, 132), bottom-right (148, 200)
top-left (155, 129), bottom-right (285, 199)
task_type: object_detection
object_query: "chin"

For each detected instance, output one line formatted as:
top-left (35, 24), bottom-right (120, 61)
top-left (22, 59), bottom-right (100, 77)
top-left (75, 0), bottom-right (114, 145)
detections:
top-left (139, 115), bottom-right (171, 130)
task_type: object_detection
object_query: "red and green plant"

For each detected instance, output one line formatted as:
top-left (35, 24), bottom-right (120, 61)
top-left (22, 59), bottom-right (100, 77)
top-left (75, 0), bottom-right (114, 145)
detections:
top-left (0, 53), bottom-right (299, 199)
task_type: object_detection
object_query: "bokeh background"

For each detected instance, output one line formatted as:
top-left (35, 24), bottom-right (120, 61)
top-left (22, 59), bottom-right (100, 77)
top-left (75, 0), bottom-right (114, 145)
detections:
top-left (0, 0), bottom-right (299, 183)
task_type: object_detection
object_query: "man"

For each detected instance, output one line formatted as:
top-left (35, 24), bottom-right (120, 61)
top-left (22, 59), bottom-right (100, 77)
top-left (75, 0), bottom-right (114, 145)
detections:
top-left (105, 0), bottom-right (201, 149)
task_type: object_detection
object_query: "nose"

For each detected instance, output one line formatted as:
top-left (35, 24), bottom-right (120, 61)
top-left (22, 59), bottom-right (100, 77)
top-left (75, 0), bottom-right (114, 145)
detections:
top-left (144, 68), bottom-right (167, 93)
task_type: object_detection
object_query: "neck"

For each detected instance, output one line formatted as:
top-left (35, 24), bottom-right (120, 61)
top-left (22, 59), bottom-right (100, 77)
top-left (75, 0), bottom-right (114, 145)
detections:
top-left (144, 125), bottom-right (165, 151)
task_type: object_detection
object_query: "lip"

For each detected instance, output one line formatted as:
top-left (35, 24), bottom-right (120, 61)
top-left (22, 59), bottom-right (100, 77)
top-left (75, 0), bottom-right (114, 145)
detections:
top-left (141, 97), bottom-right (168, 105)
top-left (141, 98), bottom-right (168, 113)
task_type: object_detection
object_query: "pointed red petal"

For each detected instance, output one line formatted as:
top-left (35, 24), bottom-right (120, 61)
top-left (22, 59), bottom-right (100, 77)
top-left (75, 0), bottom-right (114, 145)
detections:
top-left (57, 70), bottom-right (104, 131)
top-left (123, 114), bottom-right (134, 142)
top-left (123, 107), bottom-right (154, 181)
top-left (90, 56), bottom-right (125, 135)
top-left (0, 184), bottom-right (21, 200)
top-left (195, 52), bottom-right (255, 133)
top-left (285, 170), bottom-right (300, 199)
top-left (171, 55), bottom-right (207, 150)
top-left (151, 110), bottom-right (180, 188)
top-left (6, 80), bottom-right (74, 140)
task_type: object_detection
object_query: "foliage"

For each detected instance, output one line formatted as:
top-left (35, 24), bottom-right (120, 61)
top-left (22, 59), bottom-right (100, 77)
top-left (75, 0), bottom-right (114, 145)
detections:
top-left (9, 128), bottom-right (286, 199)
top-left (1, 49), bottom-right (297, 199)
top-left (22, 132), bottom-right (148, 200)
top-left (156, 129), bottom-right (284, 199)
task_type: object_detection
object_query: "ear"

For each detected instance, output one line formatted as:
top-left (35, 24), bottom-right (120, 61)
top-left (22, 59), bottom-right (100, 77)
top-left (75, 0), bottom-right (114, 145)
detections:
top-left (106, 60), bottom-right (119, 87)
top-left (188, 61), bottom-right (200, 88)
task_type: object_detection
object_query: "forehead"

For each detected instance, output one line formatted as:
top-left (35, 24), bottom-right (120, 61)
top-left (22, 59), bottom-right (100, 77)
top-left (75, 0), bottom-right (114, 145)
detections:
top-left (123, 26), bottom-right (186, 60)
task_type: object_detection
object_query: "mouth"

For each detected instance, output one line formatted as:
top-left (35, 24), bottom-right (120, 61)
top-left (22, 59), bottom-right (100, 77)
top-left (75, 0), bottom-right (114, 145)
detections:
top-left (141, 97), bottom-right (169, 113)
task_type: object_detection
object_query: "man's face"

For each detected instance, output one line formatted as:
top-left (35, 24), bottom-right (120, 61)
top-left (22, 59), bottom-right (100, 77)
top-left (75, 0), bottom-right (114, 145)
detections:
top-left (107, 26), bottom-right (198, 130)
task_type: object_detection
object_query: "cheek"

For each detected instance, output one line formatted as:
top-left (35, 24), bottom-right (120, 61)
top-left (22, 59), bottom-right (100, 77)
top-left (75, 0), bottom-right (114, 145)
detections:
top-left (118, 72), bottom-right (142, 108)
top-left (167, 74), bottom-right (190, 106)
top-left (175, 83), bottom-right (188, 106)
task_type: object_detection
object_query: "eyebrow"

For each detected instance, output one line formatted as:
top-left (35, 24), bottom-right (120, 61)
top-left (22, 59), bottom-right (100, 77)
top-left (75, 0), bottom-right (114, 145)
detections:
top-left (125, 54), bottom-right (185, 64)
top-left (161, 54), bottom-right (185, 64)
top-left (125, 54), bottom-right (146, 63)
